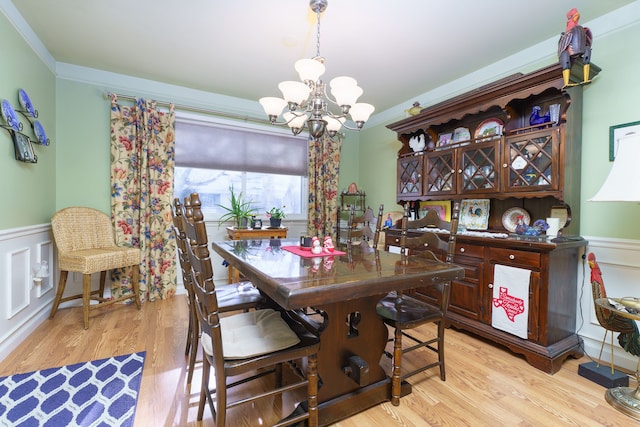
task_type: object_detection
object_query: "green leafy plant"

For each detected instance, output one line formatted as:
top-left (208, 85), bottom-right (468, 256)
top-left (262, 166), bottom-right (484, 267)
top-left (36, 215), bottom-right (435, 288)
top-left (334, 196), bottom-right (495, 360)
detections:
top-left (216, 186), bottom-right (258, 228)
top-left (266, 206), bottom-right (286, 220)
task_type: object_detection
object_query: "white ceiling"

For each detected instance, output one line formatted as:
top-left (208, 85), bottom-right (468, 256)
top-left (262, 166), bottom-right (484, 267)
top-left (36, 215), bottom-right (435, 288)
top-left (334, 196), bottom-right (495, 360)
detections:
top-left (8, 0), bottom-right (636, 113)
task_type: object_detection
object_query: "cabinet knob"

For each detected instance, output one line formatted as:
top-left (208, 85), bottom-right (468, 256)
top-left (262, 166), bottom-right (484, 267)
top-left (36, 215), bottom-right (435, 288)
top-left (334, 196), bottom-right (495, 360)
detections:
top-left (488, 283), bottom-right (494, 289)
top-left (459, 247), bottom-right (466, 253)
top-left (394, 238), bottom-right (399, 243)
top-left (502, 163), bottom-right (508, 168)
top-left (509, 254), bottom-right (515, 260)
top-left (457, 169), bottom-right (462, 174)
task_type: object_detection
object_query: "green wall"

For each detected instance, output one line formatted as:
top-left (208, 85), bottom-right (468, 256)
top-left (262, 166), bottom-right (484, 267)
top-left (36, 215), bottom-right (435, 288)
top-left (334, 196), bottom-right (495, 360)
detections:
top-left (2, 5), bottom-right (640, 241)
top-left (579, 23), bottom-right (640, 239)
top-left (55, 80), bottom-right (111, 211)
top-left (0, 12), bottom-right (56, 228)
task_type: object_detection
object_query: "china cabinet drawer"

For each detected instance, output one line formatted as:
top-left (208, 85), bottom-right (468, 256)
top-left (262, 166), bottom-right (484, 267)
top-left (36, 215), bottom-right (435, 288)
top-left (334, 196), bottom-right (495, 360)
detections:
top-left (455, 243), bottom-right (484, 259)
top-left (488, 247), bottom-right (540, 268)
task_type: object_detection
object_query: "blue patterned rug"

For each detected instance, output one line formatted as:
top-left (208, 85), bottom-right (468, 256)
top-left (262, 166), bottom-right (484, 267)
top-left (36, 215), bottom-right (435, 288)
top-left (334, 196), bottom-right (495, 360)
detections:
top-left (0, 351), bottom-right (145, 427)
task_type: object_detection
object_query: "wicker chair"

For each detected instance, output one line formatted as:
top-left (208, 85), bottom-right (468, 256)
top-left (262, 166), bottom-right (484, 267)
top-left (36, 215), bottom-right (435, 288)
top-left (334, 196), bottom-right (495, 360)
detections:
top-left (49, 207), bottom-right (141, 329)
top-left (376, 202), bottom-right (460, 406)
top-left (171, 196), bottom-right (265, 387)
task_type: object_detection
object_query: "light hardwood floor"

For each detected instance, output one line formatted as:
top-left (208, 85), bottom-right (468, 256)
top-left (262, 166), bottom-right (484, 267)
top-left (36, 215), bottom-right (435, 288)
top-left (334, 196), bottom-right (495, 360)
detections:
top-left (0, 295), bottom-right (636, 426)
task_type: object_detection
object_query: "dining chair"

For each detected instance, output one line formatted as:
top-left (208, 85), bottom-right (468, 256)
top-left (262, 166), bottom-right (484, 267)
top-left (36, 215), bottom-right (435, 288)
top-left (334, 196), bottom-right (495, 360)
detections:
top-left (376, 201), bottom-right (460, 406)
top-left (338, 205), bottom-right (376, 245)
top-left (182, 193), bottom-right (320, 427)
top-left (171, 197), bottom-right (266, 387)
top-left (49, 207), bottom-right (141, 329)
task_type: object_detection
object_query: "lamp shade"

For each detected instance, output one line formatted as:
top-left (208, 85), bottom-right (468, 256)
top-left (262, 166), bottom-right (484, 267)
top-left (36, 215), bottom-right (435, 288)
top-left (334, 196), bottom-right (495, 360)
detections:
top-left (278, 81), bottom-right (311, 105)
top-left (332, 85), bottom-right (363, 108)
top-left (259, 97), bottom-right (287, 117)
top-left (283, 112), bottom-right (308, 131)
top-left (590, 133), bottom-right (640, 202)
top-left (349, 103), bottom-right (375, 124)
top-left (295, 58), bottom-right (325, 82)
top-left (324, 115), bottom-right (345, 133)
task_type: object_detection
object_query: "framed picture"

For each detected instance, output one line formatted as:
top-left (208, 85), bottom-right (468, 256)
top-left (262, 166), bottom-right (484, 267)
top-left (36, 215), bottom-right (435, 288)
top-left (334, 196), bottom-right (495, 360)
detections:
top-left (609, 120), bottom-right (640, 161)
top-left (419, 200), bottom-right (451, 221)
top-left (437, 132), bottom-right (452, 147)
top-left (11, 130), bottom-right (37, 163)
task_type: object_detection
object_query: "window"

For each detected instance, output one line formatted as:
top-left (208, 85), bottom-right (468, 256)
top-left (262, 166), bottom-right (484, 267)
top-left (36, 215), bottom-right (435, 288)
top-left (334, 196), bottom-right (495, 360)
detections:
top-left (174, 113), bottom-right (309, 220)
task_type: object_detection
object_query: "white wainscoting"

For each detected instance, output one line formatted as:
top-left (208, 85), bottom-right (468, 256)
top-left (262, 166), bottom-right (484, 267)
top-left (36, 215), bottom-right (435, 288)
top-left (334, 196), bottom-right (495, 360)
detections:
top-left (0, 224), bottom-right (55, 361)
top-left (579, 236), bottom-right (640, 372)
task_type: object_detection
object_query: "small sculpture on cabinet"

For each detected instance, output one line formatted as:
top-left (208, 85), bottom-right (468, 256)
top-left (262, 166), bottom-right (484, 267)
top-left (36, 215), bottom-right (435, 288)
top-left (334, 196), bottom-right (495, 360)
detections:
top-left (405, 101), bottom-right (422, 116)
top-left (529, 106), bottom-right (551, 126)
top-left (558, 8), bottom-right (593, 87)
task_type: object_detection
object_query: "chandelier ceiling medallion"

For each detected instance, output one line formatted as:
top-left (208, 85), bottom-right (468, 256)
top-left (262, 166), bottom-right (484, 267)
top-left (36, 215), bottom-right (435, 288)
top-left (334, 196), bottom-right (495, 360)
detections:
top-left (259, 0), bottom-right (374, 140)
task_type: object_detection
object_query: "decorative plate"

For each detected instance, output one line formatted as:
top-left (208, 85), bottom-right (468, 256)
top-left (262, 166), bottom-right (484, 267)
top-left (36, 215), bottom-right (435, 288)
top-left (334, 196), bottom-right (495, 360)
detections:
top-left (33, 120), bottom-right (48, 145)
top-left (18, 88), bottom-right (36, 117)
top-left (1, 99), bottom-right (20, 131)
top-left (475, 118), bottom-right (504, 140)
top-left (502, 207), bottom-right (531, 232)
top-left (460, 199), bottom-right (490, 230)
top-left (452, 127), bottom-right (471, 143)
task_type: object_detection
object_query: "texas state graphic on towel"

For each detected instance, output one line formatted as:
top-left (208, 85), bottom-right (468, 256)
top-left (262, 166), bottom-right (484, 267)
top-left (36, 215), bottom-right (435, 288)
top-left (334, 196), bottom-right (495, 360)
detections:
top-left (491, 264), bottom-right (531, 339)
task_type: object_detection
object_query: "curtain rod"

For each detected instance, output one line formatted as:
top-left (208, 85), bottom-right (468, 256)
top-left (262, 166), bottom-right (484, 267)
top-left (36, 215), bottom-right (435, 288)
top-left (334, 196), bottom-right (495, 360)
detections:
top-left (105, 91), bottom-right (270, 125)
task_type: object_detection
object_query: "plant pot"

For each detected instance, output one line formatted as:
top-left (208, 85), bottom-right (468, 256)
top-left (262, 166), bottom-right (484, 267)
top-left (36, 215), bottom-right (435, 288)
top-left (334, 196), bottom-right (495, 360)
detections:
top-left (238, 217), bottom-right (250, 229)
top-left (269, 218), bottom-right (282, 228)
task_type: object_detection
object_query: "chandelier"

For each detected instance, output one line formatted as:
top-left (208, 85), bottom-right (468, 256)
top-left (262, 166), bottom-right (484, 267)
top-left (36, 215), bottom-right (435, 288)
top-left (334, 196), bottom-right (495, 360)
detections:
top-left (259, 0), bottom-right (374, 140)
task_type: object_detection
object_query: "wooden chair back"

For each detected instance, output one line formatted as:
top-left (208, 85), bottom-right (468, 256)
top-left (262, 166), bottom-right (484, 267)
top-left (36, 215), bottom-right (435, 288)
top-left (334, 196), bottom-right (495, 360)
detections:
top-left (400, 204), bottom-right (459, 264)
top-left (182, 194), bottom-right (224, 367)
top-left (347, 205), bottom-right (376, 242)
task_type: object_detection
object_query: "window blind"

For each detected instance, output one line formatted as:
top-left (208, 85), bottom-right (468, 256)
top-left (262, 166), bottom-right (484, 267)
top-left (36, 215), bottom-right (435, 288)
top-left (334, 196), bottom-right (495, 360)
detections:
top-left (175, 118), bottom-right (308, 176)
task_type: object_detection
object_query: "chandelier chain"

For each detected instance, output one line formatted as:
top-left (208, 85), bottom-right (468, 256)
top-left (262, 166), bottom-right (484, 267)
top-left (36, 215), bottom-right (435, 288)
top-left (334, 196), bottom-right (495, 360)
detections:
top-left (258, 0), bottom-right (374, 139)
top-left (315, 7), bottom-right (322, 58)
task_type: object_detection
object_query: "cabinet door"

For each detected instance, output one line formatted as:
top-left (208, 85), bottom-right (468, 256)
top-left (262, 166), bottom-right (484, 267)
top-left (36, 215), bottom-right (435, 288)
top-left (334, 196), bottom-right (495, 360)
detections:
top-left (503, 128), bottom-right (559, 193)
top-left (411, 242), bottom-right (485, 322)
top-left (448, 246), bottom-right (485, 321)
top-left (397, 155), bottom-right (424, 200)
top-left (457, 139), bottom-right (499, 195)
top-left (424, 150), bottom-right (456, 196)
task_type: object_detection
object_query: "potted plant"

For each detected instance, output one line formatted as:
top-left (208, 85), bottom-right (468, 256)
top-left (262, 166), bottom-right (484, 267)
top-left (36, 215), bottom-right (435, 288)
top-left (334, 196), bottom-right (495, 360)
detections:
top-left (266, 206), bottom-right (286, 228)
top-left (216, 186), bottom-right (258, 229)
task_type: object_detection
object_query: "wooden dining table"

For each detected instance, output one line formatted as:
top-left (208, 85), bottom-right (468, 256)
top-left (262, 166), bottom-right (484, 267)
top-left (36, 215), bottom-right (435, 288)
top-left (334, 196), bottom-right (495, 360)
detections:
top-left (211, 239), bottom-right (465, 426)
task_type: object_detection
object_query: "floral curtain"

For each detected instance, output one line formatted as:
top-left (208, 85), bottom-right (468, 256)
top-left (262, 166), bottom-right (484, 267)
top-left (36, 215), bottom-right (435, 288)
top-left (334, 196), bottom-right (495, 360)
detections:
top-left (307, 134), bottom-right (342, 239)
top-left (110, 95), bottom-right (177, 302)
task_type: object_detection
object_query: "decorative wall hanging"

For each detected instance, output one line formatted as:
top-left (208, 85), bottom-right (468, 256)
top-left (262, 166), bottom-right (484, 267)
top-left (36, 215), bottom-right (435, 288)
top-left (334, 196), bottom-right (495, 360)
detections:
top-left (15, 88), bottom-right (50, 146)
top-left (10, 129), bottom-right (37, 163)
top-left (1, 89), bottom-right (49, 163)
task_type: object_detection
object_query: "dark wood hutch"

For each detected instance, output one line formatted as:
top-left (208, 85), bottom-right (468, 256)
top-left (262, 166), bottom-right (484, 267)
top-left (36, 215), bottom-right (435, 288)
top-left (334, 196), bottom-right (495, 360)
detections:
top-left (385, 61), bottom-right (600, 373)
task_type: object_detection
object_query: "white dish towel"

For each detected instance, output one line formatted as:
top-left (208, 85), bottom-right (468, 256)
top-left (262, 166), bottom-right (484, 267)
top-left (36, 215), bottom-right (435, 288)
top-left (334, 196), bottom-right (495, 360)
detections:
top-left (491, 264), bottom-right (531, 339)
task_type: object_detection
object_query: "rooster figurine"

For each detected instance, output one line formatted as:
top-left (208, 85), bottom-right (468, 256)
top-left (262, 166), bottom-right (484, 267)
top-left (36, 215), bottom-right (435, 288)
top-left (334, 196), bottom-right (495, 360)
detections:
top-left (529, 106), bottom-right (551, 126)
top-left (588, 253), bottom-right (640, 372)
top-left (558, 8), bottom-right (593, 87)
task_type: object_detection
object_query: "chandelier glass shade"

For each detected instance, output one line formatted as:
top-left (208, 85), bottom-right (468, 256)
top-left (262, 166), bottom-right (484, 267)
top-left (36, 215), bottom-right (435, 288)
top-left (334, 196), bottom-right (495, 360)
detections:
top-left (259, 0), bottom-right (374, 139)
